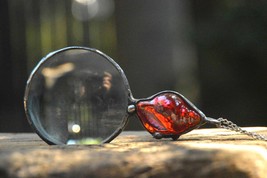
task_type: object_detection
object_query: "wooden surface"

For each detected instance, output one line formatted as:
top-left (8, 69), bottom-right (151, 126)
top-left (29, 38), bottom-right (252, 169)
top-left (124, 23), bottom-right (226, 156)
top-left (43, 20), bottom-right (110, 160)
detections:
top-left (0, 127), bottom-right (267, 178)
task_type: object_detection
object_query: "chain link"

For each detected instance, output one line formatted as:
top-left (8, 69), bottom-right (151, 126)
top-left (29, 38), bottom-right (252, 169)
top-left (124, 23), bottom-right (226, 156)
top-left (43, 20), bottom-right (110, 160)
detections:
top-left (215, 118), bottom-right (267, 141)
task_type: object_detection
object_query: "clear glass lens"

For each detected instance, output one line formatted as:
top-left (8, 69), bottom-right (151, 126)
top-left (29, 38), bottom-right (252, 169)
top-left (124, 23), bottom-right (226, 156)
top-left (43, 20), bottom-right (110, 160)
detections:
top-left (25, 47), bottom-right (129, 145)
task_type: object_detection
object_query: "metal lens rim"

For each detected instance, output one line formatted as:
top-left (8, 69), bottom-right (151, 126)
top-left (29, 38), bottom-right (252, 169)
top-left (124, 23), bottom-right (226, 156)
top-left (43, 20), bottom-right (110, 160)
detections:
top-left (24, 46), bottom-right (131, 145)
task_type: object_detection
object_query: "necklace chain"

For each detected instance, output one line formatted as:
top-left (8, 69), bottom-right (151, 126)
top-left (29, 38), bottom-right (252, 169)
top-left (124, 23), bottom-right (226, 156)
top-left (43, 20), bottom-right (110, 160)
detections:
top-left (216, 118), bottom-right (267, 141)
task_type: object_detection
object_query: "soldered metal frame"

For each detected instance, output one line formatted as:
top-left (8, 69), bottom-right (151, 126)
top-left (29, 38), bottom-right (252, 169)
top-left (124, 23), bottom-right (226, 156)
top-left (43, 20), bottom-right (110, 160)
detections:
top-left (128, 90), bottom-right (218, 140)
top-left (24, 46), bottom-right (132, 145)
top-left (24, 46), bottom-right (222, 145)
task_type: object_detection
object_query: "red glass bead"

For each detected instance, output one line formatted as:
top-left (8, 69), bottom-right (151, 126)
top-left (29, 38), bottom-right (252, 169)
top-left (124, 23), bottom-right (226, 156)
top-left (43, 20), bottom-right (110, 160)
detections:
top-left (136, 92), bottom-right (202, 139)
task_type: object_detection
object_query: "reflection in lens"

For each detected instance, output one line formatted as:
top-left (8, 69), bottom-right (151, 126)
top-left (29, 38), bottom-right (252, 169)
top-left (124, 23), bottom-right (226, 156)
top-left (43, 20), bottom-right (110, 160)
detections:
top-left (41, 63), bottom-right (75, 88)
top-left (68, 123), bottom-right (81, 133)
top-left (25, 47), bottom-right (129, 145)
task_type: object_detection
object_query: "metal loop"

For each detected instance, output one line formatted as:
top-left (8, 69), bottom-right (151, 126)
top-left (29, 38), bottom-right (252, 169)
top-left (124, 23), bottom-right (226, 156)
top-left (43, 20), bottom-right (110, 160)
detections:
top-left (215, 118), bottom-right (267, 141)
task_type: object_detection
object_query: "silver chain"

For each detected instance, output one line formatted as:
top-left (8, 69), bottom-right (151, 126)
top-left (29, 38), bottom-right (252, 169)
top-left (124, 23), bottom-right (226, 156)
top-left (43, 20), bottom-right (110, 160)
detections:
top-left (215, 118), bottom-right (267, 141)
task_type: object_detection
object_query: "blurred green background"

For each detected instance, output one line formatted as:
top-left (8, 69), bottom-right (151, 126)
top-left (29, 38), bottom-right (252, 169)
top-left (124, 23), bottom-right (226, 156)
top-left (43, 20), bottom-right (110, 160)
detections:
top-left (0, 0), bottom-right (266, 132)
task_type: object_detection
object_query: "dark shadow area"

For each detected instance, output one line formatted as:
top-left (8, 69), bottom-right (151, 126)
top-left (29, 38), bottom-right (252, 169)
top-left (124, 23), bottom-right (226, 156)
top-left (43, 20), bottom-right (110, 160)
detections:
top-left (0, 0), bottom-right (266, 132)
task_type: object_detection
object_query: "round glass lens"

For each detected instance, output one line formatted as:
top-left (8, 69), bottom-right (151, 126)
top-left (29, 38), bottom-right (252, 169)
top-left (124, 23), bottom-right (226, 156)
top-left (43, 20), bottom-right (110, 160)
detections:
top-left (25, 47), bottom-right (130, 145)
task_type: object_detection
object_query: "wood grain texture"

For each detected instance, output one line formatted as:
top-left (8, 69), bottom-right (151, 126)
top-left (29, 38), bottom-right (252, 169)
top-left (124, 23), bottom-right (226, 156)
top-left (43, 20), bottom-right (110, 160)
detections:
top-left (0, 127), bottom-right (266, 178)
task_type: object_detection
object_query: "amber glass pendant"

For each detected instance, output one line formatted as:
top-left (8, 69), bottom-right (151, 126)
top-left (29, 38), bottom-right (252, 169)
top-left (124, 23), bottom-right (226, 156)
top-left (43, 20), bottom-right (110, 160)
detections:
top-left (24, 47), bottom-right (221, 145)
top-left (135, 91), bottom-right (204, 140)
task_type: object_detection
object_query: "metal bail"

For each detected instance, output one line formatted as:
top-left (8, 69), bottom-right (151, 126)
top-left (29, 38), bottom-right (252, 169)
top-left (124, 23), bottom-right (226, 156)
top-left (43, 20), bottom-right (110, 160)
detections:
top-left (204, 117), bottom-right (221, 125)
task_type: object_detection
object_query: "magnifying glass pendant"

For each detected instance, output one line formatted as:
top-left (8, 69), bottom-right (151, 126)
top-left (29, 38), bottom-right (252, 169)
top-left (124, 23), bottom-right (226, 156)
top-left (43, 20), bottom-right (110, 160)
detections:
top-left (24, 46), bottom-right (219, 145)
